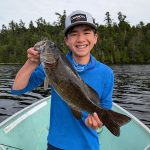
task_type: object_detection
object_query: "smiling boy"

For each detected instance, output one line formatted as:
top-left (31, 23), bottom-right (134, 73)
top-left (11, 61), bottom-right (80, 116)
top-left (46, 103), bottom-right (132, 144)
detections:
top-left (12, 10), bottom-right (114, 150)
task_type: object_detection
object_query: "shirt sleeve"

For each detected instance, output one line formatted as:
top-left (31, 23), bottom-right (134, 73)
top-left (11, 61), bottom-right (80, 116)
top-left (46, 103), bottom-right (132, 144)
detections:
top-left (100, 69), bottom-right (114, 109)
top-left (11, 64), bottom-right (45, 95)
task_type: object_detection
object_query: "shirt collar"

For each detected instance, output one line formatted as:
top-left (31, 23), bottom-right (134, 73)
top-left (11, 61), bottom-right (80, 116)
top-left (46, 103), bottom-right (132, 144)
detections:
top-left (66, 50), bottom-right (96, 73)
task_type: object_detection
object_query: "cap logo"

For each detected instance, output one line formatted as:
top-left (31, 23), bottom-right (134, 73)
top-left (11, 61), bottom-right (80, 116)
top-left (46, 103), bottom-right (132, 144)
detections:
top-left (71, 14), bottom-right (87, 23)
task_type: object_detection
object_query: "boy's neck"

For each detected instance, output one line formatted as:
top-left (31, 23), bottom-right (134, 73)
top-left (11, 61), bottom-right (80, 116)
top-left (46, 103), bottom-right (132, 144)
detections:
top-left (72, 54), bottom-right (90, 65)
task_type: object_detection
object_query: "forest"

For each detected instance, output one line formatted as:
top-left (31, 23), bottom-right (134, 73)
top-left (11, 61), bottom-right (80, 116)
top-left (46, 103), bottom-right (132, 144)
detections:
top-left (0, 10), bottom-right (150, 64)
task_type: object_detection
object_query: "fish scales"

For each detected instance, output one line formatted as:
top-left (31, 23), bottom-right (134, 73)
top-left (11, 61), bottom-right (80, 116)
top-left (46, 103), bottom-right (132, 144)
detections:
top-left (34, 40), bottom-right (131, 136)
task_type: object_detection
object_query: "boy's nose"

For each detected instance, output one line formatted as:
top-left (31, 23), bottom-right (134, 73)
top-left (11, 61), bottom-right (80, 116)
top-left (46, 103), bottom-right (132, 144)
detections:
top-left (76, 34), bottom-right (85, 42)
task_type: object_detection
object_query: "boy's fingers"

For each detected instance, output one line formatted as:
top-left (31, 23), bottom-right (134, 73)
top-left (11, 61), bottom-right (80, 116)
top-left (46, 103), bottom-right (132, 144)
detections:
top-left (93, 112), bottom-right (103, 128)
top-left (27, 47), bottom-right (39, 55)
top-left (91, 116), bottom-right (98, 129)
top-left (88, 114), bottom-right (92, 125)
top-left (93, 112), bottom-right (101, 124)
top-left (85, 113), bottom-right (103, 129)
top-left (27, 47), bottom-right (40, 63)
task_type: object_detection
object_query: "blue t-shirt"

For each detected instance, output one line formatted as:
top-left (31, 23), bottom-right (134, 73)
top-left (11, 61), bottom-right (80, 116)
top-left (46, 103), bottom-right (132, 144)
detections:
top-left (12, 52), bottom-right (114, 150)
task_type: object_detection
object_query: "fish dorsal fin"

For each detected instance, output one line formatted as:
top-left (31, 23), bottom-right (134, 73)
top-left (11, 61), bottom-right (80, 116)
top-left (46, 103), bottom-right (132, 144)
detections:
top-left (70, 108), bottom-right (82, 120)
top-left (84, 83), bottom-right (100, 105)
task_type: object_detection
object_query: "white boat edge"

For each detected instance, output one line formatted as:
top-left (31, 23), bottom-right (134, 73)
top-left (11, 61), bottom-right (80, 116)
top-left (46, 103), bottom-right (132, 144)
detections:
top-left (113, 102), bottom-right (150, 134)
top-left (0, 96), bottom-right (50, 128)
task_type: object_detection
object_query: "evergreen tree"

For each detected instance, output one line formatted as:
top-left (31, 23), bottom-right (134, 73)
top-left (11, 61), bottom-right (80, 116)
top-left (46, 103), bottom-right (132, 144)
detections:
top-left (0, 11), bottom-right (150, 64)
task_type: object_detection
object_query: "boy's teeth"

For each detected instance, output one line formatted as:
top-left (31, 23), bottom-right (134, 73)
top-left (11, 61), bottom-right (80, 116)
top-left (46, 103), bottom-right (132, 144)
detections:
top-left (76, 45), bottom-right (87, 48)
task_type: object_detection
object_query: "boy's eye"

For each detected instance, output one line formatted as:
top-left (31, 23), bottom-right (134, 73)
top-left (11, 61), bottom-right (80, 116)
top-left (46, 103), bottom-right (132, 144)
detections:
top-left (84, 32), bottom-right (90, 34)
top-left (70, 33), bottom-right (77, 36)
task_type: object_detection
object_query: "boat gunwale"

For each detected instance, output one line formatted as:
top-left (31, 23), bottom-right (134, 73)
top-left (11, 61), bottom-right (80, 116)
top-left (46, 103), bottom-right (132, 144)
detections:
top-left (144, 144), bottom-right (150, 150)
top-left (0, 96), bottom-right (51, 128)
top-left (113, 102), bottom-right (150, 134)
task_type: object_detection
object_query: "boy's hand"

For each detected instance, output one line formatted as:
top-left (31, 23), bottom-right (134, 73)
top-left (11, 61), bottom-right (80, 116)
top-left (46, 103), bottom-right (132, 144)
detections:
top-left (85, 112), bottom-right (103, 130)
top-left (27, 47), bottom-right (40, 65)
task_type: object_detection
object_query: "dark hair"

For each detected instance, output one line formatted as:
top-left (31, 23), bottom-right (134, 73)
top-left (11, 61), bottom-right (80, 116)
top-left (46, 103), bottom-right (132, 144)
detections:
top-left (65, 24), bottom-right (97, 37)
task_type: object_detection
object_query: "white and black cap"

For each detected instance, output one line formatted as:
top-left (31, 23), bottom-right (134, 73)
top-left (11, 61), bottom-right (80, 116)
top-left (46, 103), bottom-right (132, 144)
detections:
top-left (64, 10), bottom-right (97, 35)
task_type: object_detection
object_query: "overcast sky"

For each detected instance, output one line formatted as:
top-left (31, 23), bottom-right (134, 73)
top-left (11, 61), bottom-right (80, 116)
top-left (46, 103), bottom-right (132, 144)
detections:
top-left (0, 0), bottom-right (150, 28)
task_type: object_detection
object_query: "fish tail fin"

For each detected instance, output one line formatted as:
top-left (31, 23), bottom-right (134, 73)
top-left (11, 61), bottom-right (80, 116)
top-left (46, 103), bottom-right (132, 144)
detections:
top-left (97, 109), bottom-right (131, 136)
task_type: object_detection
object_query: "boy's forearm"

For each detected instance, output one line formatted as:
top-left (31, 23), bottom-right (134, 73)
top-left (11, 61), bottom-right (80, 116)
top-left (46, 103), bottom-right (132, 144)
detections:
top-left (12, 59), bottom-right (38, 90)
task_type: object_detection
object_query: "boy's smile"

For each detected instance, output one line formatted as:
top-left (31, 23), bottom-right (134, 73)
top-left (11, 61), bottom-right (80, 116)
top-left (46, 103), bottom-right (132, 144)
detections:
top-left (75, 44), bottom-right (88, 49)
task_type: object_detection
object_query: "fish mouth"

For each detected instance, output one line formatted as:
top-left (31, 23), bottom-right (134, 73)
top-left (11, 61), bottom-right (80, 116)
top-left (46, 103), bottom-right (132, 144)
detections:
top-left (41, 58), bottom-right (53, 64)
top-left (40, 54), bottom-right (57, 63)
top-left (44, 61), bottom-right (58, 68)
top-left (42, 58), bottom-right (58, 68)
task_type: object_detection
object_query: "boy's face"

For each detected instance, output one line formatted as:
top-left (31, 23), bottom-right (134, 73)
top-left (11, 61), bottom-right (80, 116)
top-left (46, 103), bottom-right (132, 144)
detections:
top-left (64, 25), bottom-right (98, 59)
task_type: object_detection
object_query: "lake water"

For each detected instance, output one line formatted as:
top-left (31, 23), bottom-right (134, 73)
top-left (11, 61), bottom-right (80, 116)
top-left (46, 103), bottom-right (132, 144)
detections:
top-left (0, 64), bottom-right (150, 128)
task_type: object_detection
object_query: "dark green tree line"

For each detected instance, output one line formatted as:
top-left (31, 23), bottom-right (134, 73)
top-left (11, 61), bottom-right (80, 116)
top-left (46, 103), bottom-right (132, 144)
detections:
top-left (0, 10), bottom-right (150, 64)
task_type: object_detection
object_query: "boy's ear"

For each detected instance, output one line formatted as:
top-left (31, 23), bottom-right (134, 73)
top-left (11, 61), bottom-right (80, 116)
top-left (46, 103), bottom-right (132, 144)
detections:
top-left (95, 32), bottom-right (99, 38)
top-left (64, 37), bottom-right (69, 46)
top-left (94, 33), bottom-right (98, 44)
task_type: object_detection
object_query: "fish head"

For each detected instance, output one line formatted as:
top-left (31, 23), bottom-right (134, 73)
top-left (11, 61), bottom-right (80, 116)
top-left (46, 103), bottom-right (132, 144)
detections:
top-left (34, 40), bottom-right (59, 65)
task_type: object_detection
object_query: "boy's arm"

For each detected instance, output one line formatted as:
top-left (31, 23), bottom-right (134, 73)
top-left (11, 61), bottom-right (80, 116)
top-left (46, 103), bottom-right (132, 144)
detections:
top-left (11, 48), bottom-right (44, 95)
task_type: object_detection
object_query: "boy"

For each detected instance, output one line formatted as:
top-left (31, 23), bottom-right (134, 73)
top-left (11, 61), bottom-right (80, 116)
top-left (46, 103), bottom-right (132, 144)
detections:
top-left (12, 10), bottom-right (114, 150)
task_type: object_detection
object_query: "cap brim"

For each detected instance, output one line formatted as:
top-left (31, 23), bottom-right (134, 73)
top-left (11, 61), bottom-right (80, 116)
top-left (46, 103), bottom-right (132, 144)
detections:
top-left (64, 21), bottom-right (97, 35)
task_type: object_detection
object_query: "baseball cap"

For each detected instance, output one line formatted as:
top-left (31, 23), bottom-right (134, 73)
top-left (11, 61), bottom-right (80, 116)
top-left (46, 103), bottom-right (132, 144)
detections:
top-left (64, 10), bottom-right (97, 35)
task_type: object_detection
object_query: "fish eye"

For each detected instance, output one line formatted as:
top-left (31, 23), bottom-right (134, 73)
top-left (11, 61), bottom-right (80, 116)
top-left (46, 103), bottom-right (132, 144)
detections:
top-left (49, 44), bottom-right (54, 48)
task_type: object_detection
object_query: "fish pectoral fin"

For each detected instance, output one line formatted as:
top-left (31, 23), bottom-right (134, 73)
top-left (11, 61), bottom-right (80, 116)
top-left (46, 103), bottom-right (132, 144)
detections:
top-left (71, 108), bottom-right (82, 120)
top-left (44, 76), bottom-right (49, 90)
